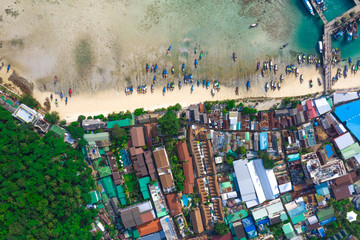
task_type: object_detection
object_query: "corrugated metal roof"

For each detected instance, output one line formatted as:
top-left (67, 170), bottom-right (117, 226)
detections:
top-left (233, 160), bottom-right (257, 204)
top-left (84, 132), bottom-right (110, 144)
top-left (334, 132), bottom-right (355, 151)
top-left (291, 213), bottom-right (305, 224)
top-left (341, 142), bottom-right (360, 160)
top-left (259, 132), bottom-right (268, 150)
top-left (314, 97), bottom-right (331, 115)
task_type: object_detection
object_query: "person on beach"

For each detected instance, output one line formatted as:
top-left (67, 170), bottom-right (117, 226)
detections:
top-left (171, 66), bottom-right (175, 74)
top-left (154, 63), bottom-right (158, 72)
top-left (199, 51), bottom-right (203, 60)
top-left (7, 64), bottom-right (10, 73)
top-left (50, 94), bottom-right (53, 101)
top-left (54, 76), bottom-right (58, 85)
top-left (65, 97), bottom-right (68, 105)
top-left (194, 47), bottom-right (197, 54)
top-left (55, 98), bottom-right (58, 107)
top-left (151, 64), bottom-right (154, 72)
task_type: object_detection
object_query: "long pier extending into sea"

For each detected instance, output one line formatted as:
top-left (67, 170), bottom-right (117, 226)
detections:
top-left (311, 0), bottom-right (360, 92)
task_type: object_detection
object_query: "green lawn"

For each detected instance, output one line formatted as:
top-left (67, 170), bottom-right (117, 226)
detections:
top-left (124, 172), bottom-right (137, 192)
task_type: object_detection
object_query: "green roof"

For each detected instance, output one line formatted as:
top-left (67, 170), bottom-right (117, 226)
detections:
top-left (282, 223), bottom-right (296, 239)
top-left (139, 177), bottom-right (151, 200)
top-left (116, 185), bottom-right (127, 206)
top-left (245, 132), bottom-right (250, 141)
top-left (101, 176), bottom-right (116, 198)
top-left (317, 207), bottom-right (335, 222)
top-left (84, 132), bottom-right (110, 145)
top-left (89, 191), bottom-right (101, 204)
top-left (107, 118), bottom-right (135, 128)
top-left (221, 182), bottom-right (232, 189)
top-left (291, 213), bottom-right (305, 224)
top-left (49, 125), bottom-right (66, 138)
top-left (98, 166), bottom-right (112, 178)
top-left (280, 212), bottom-right (288, 221)
top-left (98, 203), bottom-right (104, 209)
top-left (341, 143), bottom-right (360, 160)
top-left (129, 229), bottom-right (139, 238)
top-left (225, 210), bottom-right (248, 224)
top-left (101, 192), bottom-right (109, 203)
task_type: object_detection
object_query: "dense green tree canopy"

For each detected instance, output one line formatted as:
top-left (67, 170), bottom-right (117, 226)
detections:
top-left (20, 94), bottom-right (39, 109)
top-left (214, 222), bottom-right (229, 236)
top-left (0, 106), bottom-right (97, 239)
top-left (45, 111), bottom-right (60, 124)
top-left (158, 110), bottom-right (181, 136)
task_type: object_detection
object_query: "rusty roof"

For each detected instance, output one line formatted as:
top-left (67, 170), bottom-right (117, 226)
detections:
top-left (165, 193), bottom-right (182, 217)
top-left (159, 173), bottom-right (174, 189)
top-left (190, 208), bottom-right (204, 234)
top-left (130, 126), bottom-right (145, 147)
top-left (136, 219), bottom-right (162, 237)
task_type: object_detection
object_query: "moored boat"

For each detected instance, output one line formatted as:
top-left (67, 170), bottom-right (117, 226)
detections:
top-left (302, 0), bottom-right (315, 16)
top-left (353, 22), bottom-right (358, 39)
top-left (249, 23), bottom-right (258, 28)
top-left (318, 41), bottom-right (323, 53)
top-left (334, 30), bottom-right (344, 40)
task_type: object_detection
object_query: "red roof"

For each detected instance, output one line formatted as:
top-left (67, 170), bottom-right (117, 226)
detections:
top-left (297, 104), bottom-right (304, 112)
top-left (212, 232), bottom-right (232, 240)
top-left (176, 141), bottom-right (191, 162)
top-left (165, 193), bottom-right (182, 217)
top-left (306, 100), bottom-right (318, 119)
top-left (136, 219), bottom-right (162, 236)
top-left (183, 160), bottom-right (195, 194)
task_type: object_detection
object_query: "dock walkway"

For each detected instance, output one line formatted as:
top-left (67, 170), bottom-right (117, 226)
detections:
top-left (311, 1), bottom-right (360, 91)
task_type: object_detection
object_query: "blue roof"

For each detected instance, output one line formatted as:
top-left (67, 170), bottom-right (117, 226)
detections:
top-left (315, 183), bottom-right (330, 196)
top-left (319, 216), bottom-right (336, 226)
top-left (259, 132), bottom-right (268, 150)
top-left (318, 227), bottom-right (325, 238)
top-left (335, 100), bottom-right (360, 141)
top-left (139, 231), bottom-right (165, 240)
top-left (287, 153), bottom-right (300, 162)
top-left (257, 218), bottom-right (270, 225)
top-left (288, 204), bottom-right (306, 218)
top-left (242, 217), bottom-right (255, 228)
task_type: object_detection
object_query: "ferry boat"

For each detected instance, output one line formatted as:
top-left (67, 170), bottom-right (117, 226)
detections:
top-left (318, 41), bottom-right (323, 53)
top-left (353, 22), bottom-right (358, 39)
top-left (334, 30), bottom-right (344, 40)
top-left (302, 0), bottom-right (315, 16)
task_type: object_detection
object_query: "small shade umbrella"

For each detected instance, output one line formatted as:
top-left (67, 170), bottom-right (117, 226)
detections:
top-left (347, 211), bottom-right (358, 222)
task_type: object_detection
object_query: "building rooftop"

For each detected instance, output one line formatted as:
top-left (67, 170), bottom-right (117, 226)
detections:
top-left (334, 132), bottom-right (355, 151)
top-left (130, 126), bottom-right (145, 147)
top-left (189, 207), bottom-right (204, 234)
top-left (165, 193), bottom-right (182, 217)
top-left (82, 119), bottom-right (106, 131)
top-left (136, 219), bottom-right (162, 237)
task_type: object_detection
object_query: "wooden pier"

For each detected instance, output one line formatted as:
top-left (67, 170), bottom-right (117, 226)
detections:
top-left (311, 0), bottom-right (360, 91)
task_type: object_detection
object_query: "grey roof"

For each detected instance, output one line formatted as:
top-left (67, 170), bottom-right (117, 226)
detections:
top-left (274, 109), bottom-right (289, 118)
top-left (233, 160), bottom-right (257, 203)
top-left (296, 111), bottom-right (305, 124)
top-left (233, 222), bottom-right (246, 239)
top-left (333, 92), bottom-right (359, 105)
top-left (270, 215), bottom-right (282, 225)
top-left (82, 119), bottom-right (106, 131)
top-left (353, 195), bottom-right (360, 211)
top-left (289, 108), bottom-right (298, 116)
top-left (121, 210), bottom-right (136, 228)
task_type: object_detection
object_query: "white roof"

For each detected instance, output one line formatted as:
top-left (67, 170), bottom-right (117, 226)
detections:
top-left (267, 201), bottom-right (284, 216)
top-left (226, 191), bottom-right (238, 199)
top-left (314, 98), bottom-right (331, 115)
top-left (333, 92), bottom-right (359, 105)
top-left (252, 207), bottom-right (268, 220)
top-left (355, 153), bottom-right (360, 164)
top-left (12, 104), bottom-right (40, 124)
top-left (336, 124), bottom-right (347, 134)
top-left (285, 201), bottom-right (298, 211)
top-left (307, 215), bottom-right (318, 225)
top-left (246, 199), bottom-right (259, 208)
top-left (334, 132), bottom-right (355, 150)
top-left (279, 182), bottom-right (292, 193)
top-left (347, 211), bottom-right (358, 222)
top-left (233, 160), bottom-right (258, 203)
top-left (247, 159), bottom-right (279, 204)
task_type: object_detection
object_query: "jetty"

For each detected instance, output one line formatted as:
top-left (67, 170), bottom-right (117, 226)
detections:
top-left (311, 0), bottom-right (360, 91)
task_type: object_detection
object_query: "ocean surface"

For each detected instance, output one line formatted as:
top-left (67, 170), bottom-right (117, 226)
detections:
top-left (1, 0), bottom-right (360, 90)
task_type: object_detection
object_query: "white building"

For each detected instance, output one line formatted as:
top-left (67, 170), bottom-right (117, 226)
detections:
top-left (12, 104), bottom-right (41, 124)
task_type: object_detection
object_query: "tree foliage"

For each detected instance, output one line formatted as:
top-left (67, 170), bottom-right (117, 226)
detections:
top-left (235, 146), bottom-right (246, 156)
top-left (225, 155), bottom-right (234, 166)
top-left (258, 150), bottom-right (275, 169)
top-left (158, 110), bottom-right (181, 136)
top-left (45, 111), bottom-right (60, 124)
top-left (0, 106), bottom-right (97, 239)
top-left (165, 139), bottom-right (185, 192)
top-left (67, 121), bottom-right (85, 139)
top-left (134, 108), bottom-right (145, 116)
top-left (214, 222), bottom-right (229, 236)
top-left (111, 125), bottom-right (129, 149)
top-left (241, 107), bottom-right (257, 115)
top-left (20, 94), bottom-right (39, 109)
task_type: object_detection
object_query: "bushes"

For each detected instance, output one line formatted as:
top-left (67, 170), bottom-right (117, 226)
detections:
top-left (67, 121), bottom-right (85, 139)
top-left (20, 94), bottom-right (39, 109)
top-left (158, 110), bottom-right (181, 136)
top-left (258, 151), bottom-right (275, 169)
top-left (44, 111), bottom-right (60, 124)
top-left (214, 222), bottom-right (229, 236)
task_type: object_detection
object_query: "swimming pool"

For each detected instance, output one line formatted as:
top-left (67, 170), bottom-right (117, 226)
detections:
top-left (325, 144), bottom-right (334, 158)
top-left (182, 194), bottom-right (191, 207)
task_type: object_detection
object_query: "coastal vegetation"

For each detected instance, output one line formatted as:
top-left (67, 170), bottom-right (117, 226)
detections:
top-left (214, 222), bottom-right (229, 236)
top-left (45, 111), bottom-right (60, 124)
top-left (0, 106), bottom-right (97, 239)
top-left (158, 110), bottom-right (181, 136)
top-left (20, 94), bottom-right (39, 109)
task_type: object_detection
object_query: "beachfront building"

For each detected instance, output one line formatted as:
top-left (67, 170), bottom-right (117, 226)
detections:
top-left (301, 152), bottom-right (346, 185)
top-left (12, 103), bottom-right (41, 124)
top-left (82, 119), bottom-right (106, 131)
top-left (153, 147), bottom-right (175, 194)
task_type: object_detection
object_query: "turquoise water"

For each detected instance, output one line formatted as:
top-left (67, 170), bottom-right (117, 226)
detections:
top-left (323, 0), bottom-right (355, 21)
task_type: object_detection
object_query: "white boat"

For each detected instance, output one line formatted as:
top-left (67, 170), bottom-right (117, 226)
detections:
top-left (250, 23), bottom-right (258, 28)
top-left (302, 0), bottom-right (315, 16)
top-left (318, 41), bottom-right (323, 53)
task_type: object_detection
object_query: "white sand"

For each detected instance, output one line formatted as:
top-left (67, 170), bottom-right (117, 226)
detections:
top-left (33, 65), bottom-right (327, 122)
